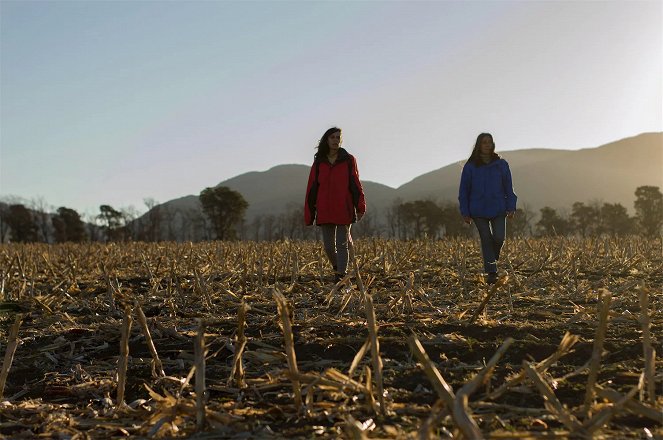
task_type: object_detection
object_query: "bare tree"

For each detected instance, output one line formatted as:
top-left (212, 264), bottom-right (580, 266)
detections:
top-left (250, 215), bottom-right (263, 241)
top-left (120, 205), bottom-right (142, 241)
top-left (30, 196), bottom-right (53, 243)
top-left (141, 198), bottom-right (164, 242)
top-left (353, 211), bottom-right (380, 238)
top-left (0, 203), bottom-right (10, 243)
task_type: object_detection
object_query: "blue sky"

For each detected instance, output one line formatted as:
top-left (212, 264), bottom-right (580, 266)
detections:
top-left (1, 0), bottom-right (661, 217)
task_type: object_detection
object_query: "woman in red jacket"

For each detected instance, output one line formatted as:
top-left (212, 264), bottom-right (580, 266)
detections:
top-left (305, 127), bottom-right (366, 283)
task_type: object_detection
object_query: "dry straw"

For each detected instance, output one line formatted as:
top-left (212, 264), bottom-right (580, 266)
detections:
top-left (273, 288), bottom-right (302, 411)
top-left (116, 306), bottom-right (133, 408)
top-left (0, 315), bottom-right (22, 399)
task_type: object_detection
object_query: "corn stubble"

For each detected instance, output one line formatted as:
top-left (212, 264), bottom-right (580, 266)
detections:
top-left (0, 236), bottom-right (661, 438)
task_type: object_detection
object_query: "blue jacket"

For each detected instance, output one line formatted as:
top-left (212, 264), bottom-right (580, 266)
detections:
top-left (458, 158), bottom-right (517, 218)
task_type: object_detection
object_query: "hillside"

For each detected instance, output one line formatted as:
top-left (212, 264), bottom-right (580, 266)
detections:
top-left (146, 132), bottom-right (662, 236)
top-left (396, 132), bottom-right (662, 211)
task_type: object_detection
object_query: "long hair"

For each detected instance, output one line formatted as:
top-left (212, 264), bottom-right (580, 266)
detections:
top-left (314, 127), bottom-right (342, 161)
top-left (468, 132), bottom-right (499, 166)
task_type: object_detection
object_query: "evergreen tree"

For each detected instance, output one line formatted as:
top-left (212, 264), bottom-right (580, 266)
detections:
top-left (570, 202), bottom-right (600, 237)
top-left (634, 186), bottom-right (663, 237)
top-left (52, 207), bottom-right (87, 242)
top-left (5, 204), bottom-right (38, 242)
top-left (600, 203), bottom-right (633, 236)
top-left (199, 186), bottom-right (249, 240)
top-left (536, 207), bottom-right (570, 236)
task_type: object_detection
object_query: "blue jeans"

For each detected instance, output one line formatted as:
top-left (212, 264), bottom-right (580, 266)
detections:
top-left (473, 216), bottom-right (506, 274)
top-left (320, 225), bottom-right (353, 274)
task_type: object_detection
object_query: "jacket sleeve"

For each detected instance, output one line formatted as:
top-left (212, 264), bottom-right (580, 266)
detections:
top-left (501, 160), bottom-right (517, 212)
top-left (349, 156), bottom-right (366, 217)
top-left (458, 163), bottom-right (472, 217)
top-left (304, 163), bottom-right (317, 225)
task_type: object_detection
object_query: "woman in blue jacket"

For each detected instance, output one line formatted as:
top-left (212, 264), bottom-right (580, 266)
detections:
top-left (458, 133), bottom-right (517, 284)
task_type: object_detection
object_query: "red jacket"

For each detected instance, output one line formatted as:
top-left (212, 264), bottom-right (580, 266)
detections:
top-left (304, 148), bottom-right (366, 226)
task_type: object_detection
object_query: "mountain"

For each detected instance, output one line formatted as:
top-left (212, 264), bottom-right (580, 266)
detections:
top-left (213, 164), bottom-right (396, 219)
top-left (144, 132), bottom-right (662, 238)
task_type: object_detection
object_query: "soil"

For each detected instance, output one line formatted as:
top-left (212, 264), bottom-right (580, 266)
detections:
top-left (0, 237), bottom-right (661, 439)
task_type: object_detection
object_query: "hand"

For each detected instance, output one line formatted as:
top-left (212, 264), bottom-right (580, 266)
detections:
top-left (463, 216), bottom-right (472, 224)
top-left (506, 211), bottom-right (515, 219)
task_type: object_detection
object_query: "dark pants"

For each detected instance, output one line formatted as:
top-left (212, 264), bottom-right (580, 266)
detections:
top-left (473, 216), bottom-right (506, 274)
top-left (320, 224), bottom-right (352, 275)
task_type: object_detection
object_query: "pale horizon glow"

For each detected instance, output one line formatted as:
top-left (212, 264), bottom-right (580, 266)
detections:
top-left (1, 0), bottom-right (661, 217)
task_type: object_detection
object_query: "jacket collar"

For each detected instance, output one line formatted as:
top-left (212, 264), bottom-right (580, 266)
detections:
top-left (317, 147), bottom-right (350, 164)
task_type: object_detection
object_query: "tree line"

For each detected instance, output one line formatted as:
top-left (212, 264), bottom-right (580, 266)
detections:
top-left (1, 185), bottom-right (661, 243)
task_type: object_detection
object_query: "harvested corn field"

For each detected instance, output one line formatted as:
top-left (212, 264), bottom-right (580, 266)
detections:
top-left (0, 237), bottom-right (662, 439)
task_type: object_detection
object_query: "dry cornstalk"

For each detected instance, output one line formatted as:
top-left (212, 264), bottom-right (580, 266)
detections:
top-left (195, 319), bottom-right (206, 431)
top-left (257, 255), bottom-right (264, 286)
top-left (408, 334), bottom-right (482, 438)
top-left (638, 287), bottom-right (656, 403)
top-left (468, 275), bottom-right (509, 323)
top-left (364, 365), bottom-right (378, 413)
top-left (193, 268), bottom-right (213, 309)
top-left (343, 415), bottom-right (369, 440)
top-left (523, 361), bottom-right (583, 432)
top-left (0, 315), bottom-right (22, 399)
top-left (581, 377), bottom-right (642, 435)
top-left (417, 399), bottom-right (447, 440)
top-left (291, 251), bottom-right (299, 284)
top-left (1, 273), bottom-right (7, 302)
top-left (405, 272), bottom-right (414, 315)
top-left (324, 368), bottom-right (371, 393)
top-left (116, 306), bottom-right (133, 408)
top-left (228, 302), bottom-right (249, 388)
top-left (348, 338), bottom-right (370, 378)
top-left (583, 289), bottom-right (612, 416)
top-left (597, 385), bottom-right (663, 424)
top-left (407, 334), bottom-right (455, 408)
top-left (458, 337), bottom-right (514, 397)
top-left (105, 273), bottom-right (116, 314)
top-left (325, 275), bottom-right (349, 308)
top-left (337, 286), bottom-right (357, 316)
top-left (352, 252), bottom-right (364, 293)
top-left (452, 337), bottom-right (514, 440)
top-left (135, 303), bottom-right (165, 378)
top-left (451, 393), bottom-right (484, 439)
top-left (291, 369), bottom-right (369, 394)
top-left (488, 332), bottom-right (580, 400)
top-left (486, 431), bottom-right (571, 438)
top-left (273, 289), bottom-right (302, 410)
top-left (363, 291), bottom-right (386, 415)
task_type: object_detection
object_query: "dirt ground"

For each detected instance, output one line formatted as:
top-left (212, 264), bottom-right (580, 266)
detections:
top-left (0, 237), bottom-right (662, 439)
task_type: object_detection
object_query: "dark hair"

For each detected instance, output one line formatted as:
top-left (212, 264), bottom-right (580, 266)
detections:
top-left (468, 132), bottom-right (500, 166)
top-left (314, 127), bottom-right (342, 161)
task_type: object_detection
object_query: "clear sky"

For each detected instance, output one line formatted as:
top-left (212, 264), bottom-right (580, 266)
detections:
top-left (1, 0), bottom-right (661, 217)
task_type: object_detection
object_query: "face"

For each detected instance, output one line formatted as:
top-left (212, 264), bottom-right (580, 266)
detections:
top-left (479, 135), bottom-right (494, 155)
top-left (327, 131), bottom-right (342, 152)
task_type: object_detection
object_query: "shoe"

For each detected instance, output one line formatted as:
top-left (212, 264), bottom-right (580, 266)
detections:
top-left (487, 272), bottom-right (498, 284)
top-left (334, 273), bottom-right (346, 284)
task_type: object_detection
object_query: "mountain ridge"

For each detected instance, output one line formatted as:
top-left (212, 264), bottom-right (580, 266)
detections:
top-left (151, 132), bottom-right (662, 231)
